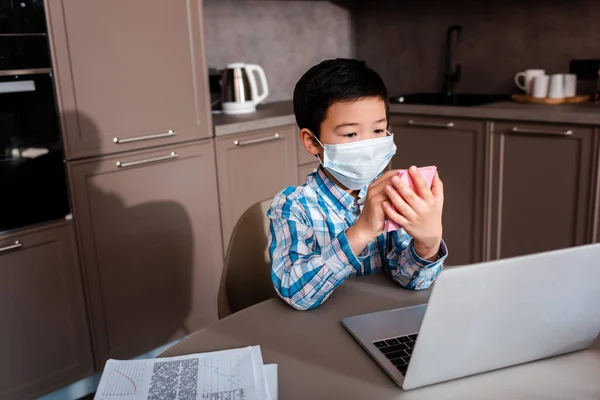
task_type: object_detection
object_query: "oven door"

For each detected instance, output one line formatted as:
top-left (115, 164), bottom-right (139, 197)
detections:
top-left (0, 0), bottom-right (47, 33)
top-left (0, 71), bottom-right (69, 231)
top-left (0, 72), bottom-right (60, 150)
top-left (0, 0), bottom-right (50, 70)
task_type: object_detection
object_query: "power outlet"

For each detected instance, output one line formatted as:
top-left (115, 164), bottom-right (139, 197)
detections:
top-left (569, 59), bottom-right (600, 80)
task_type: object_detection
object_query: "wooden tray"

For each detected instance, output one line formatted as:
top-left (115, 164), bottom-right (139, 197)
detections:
top-left (511, 94), bottom-right (590, 105)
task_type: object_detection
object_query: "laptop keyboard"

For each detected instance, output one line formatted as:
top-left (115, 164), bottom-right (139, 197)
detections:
top-left (373, 333), bottom-right (418, 376)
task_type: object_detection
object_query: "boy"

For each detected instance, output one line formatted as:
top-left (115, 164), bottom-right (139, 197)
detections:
top-left (268, 59), bottom-right (448, 310)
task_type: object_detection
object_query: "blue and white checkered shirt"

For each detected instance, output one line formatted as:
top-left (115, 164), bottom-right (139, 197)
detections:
top-left (267, 168), bottom-right (448, 310)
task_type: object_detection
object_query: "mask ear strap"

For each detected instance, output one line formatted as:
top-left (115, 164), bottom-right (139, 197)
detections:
top-left (311, 133), bottom-right (326, 166)
top-left (311, 132), bottom-right (325, 148)
top-left (316, 154), bottom-right (324, 166)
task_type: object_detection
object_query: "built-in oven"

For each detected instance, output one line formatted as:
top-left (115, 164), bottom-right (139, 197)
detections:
top-left (0, 0), bottom-right (50, 70)
top-left (0, 0), bottom-right (70, 232)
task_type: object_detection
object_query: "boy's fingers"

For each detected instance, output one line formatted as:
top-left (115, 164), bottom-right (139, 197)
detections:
top-left (371, 170), bottom-right (399, 187)
top-left (431, 172), bottom-right (444, 201)
top-left (409, 166), bottom-right (434, 201)
top-left (385, 184), bottom-right (417, 220)
top-left (382, 201), bottom-right (410, 227)
top-left (391, 176), bottom-right (424, 210)
top-left (368, 170), bottom-right (399, 195)
top-left (367, 192), bottom-right (388, 207)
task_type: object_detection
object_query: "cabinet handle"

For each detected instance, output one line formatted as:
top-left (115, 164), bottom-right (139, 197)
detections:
top-left (234, 133), bottom-right (280, 146)
top-left (510, 127), bottom-right (573, 136)
top-left (116, 152), bottom-right (178, 168)
top-left (0, 68), bottom-right (51, 77)
top-left (407, 120), bottom-right (454, 129)
top-left (113, 130), bottom-right (176, 144)
top-left (0, 240), bottom-right (22, 253)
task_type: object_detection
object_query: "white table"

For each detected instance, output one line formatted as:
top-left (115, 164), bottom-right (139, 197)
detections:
top-left (162, 275), bottom-right (600, 399)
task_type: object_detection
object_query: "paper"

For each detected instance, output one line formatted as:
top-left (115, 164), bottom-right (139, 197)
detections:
top-left (264, 365), bottom-right (278, 400)
top-left (385, 166), bottom-right (437, 232)
top-left (94, 346), bottom-right (276, 400)
top-left (250, 346), bottom-right (270, 400)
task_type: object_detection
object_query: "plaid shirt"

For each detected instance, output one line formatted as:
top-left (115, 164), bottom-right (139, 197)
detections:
top-left (267, 168), bottom-right (448, 310)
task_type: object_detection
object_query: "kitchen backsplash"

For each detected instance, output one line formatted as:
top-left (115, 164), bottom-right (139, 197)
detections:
top-left (355, 0), bottom-right (600, 95)
top-left (203, 0), bottom-right (353, 102)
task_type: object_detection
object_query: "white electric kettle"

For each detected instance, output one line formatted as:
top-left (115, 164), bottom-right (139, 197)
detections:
top-left (221, 62), bottom-right (269, 114)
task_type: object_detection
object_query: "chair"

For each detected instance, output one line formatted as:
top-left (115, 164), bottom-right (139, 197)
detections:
top-left (218, 199), bottom-right (278, 319)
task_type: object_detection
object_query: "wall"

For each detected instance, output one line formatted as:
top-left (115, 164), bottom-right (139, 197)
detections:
top-left (203, 0), bottom-right (354, 102)
top-left (355, 0), bottom-right (600, 96)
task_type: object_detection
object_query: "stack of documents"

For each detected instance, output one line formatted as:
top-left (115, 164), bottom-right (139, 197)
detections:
top-left (94, 346), bottom-right (277, 400)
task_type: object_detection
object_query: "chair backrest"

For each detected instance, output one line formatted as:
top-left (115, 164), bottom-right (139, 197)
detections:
top-left (218, 198), bottom-right (276, 319)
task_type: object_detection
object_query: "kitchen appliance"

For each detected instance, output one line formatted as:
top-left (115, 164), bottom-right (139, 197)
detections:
top-left (221, 63), bottom-right (269, 114)
top-left (208, 67), bottom-right (222, 109)
top-left (568, 59), bottom-right (600, 102)
top-left (0, 0), bottom-right (50, 70)
top-left (1, 0), bottom-right (70, 232)
top-left (343, 244), bottom-right (600, 390)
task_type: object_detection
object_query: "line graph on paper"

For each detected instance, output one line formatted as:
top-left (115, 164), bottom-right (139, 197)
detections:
top-left (99, 362), bottom-right (146, 396)
top-left (201, 354), bottom-right (246, 400)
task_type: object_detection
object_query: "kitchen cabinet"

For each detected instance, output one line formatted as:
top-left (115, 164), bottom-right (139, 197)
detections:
top-left (298, 162), bottom-right (320, 185)
top-left (0, 221), bottom-right (93, 400)
top-left (46, 0), bottom-right (212, 159)
top-left (68, 140), bottom-right (223, 368)
top-left (389, 115), bottom-right (487, 265)
top-left (593, 129), bottom-right (600, 244)
top-left (215, 125), bottom-right (298, 250)
top-left (488, 122), bottom-right (595, 259)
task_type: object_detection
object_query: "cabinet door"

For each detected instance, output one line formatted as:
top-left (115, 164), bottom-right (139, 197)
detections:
top-left (389, 115), bottom-right (487, 265)
top-left (298, 162), bottom-right (320, 185)
top-left (216, 125), bottom-right (298, 250)
top-left (0, 221), bottom-right (93, 400)
top-left (593, 128), bottom-right (600, 243)
top-left (47, 0), bottom-right (212, 159)
top-left (489, 122), bottom-right (594, 259)
top-left (68, 140), bottom-right (223, 368)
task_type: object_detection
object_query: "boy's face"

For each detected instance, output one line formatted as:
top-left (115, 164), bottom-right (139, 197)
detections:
top-left (299, 96), bottom-right (388, 191)
top-left (301, 97), bottom-right (387, 152)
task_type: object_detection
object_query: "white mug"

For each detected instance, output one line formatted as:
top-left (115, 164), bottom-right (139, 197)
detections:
top-left (515, 69), bottom-right (546, 95)
top-left (548, 74), bottom-right (565, 99)
top-left (563, 74), bottom-right (577, 97)
top-left (531, 75), bottom-right (549, 98)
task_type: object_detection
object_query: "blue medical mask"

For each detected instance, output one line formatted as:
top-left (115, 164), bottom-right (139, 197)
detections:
top-left (313, 131), bottom-right (397, 190)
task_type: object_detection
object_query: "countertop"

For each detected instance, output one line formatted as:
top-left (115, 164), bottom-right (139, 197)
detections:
top-left (212, 99), bottom-right (600, 136)
top-left (212, 101), bottom-right (295, 136)
top-left (390, 101), bottom-right (600, 125)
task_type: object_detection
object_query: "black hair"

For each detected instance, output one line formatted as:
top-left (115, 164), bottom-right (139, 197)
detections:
top-left (293, 58), bottom-right (389, 138)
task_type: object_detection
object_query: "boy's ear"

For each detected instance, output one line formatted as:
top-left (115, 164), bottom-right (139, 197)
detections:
top-left (299, 128), bottom-right (320, 156)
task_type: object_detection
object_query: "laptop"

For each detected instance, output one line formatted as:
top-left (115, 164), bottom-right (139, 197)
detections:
top-left (342, 244), bottom-right (600, 390)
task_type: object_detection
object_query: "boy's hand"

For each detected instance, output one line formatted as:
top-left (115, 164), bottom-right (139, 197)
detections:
top-left (346, 170), bottom-right (399, 254)
top-left (382, 166), bottom-right (444, 260)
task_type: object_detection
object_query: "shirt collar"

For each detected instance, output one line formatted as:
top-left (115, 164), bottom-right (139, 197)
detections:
top-left (314, 167), bottom-right (368, 213)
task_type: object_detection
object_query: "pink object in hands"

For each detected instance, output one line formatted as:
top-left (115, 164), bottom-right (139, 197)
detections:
top-left (384, 166), bottom-right (437, 232)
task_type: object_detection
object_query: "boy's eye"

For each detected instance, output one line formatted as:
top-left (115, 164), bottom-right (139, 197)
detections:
top-left (343, 132), bottom-right (357, 138)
